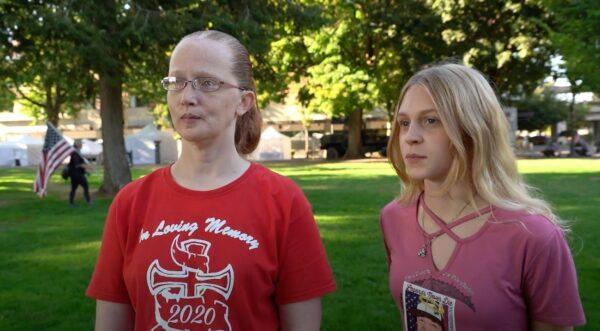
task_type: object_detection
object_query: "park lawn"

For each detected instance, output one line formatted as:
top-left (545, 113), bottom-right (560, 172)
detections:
top-left (0, 158), bottom-right (598, 330)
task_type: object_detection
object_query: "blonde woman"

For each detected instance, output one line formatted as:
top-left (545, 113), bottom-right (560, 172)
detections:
top-left (380, 63), bottom-right (585, 330)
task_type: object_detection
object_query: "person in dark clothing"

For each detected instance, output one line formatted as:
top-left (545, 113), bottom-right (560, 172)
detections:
top-left (68, 140), bottom-right (91, 205)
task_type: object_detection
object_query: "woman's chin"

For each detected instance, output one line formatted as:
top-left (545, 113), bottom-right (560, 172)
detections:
top-left (179, 131), bottom-right (209, 143)
top-left (405, 168), bottom-right (427, 181)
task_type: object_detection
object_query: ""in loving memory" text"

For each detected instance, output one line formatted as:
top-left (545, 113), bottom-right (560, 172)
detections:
top-left (139, 217), bottom-right (259, 250)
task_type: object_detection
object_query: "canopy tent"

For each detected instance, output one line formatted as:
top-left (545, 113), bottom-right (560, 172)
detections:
top-left (249, 126), bottom-right (292, 161)
top-left (5, 135), bottom-right (43, 166)
top-left (0, 141), bottom-right (28, 166)
top-left (125, 124), bottom-right (178, 165)
top-left (125, 136), bottom-right (154, 165)
top-left (80, 139), bottom-right (103, 158)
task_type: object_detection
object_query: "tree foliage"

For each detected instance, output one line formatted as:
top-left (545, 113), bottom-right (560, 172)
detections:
top-left (271, 0), bottom-right (556, 157)
top-left (515, 91), bottom-right (568, 132)
top-left (2, 0), bottom-right (586, 168)
top-left (271, 0), bottom-right (444, 158)
top-left (429, 0), bottom-right (555, 98)
top-left (544, 0), bottom-right (600, 94)
top-left (0, 2), bottom-right (94, 125)
top-left (0, 76), bottom-right (16, 112)
top-left (2, 0), bottom-right (321, 193)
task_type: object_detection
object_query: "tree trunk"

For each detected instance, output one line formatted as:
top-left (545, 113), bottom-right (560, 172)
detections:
top-left (99, 72), bottom-right (131, 194)
top-left (303, 125), bottom-right (310, 158)
top-left (47, 85), bottom-right (64, 127)
top-left (45, 84), bottom-right (60, 126)
top-left (47, 105), bottom-right (60, 127)
top-left (345, 108), bottom-right (363, 159)
top-left (568, 92), bottom-right (576, 156)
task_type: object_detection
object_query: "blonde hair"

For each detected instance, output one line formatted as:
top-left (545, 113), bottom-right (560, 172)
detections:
top-left (179, 30), bottom-right (262, 154)
top-left (387, 63), bottom-right (564, 227)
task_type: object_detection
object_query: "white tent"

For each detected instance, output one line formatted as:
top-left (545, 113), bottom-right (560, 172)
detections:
top-left (81, 139), bottom-right (103, 157)
top-left (0, 141), bottom-right (28, 166)
top-left (6, 135), bottom-right (43, 166)
top-left (249, 126), bottom-right (292, 161)
top-left (125, 124), bottom-right (178, 165)
top-left (125, 136), bottom-right (154, 165)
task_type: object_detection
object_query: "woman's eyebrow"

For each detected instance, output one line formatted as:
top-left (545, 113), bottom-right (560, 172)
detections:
top-left (397, 108), bottom-right (437, 116)
top-left (167, 70), bottom-right (217, 77)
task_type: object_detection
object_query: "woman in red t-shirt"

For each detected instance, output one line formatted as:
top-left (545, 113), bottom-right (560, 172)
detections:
top-left (87, 30), bottom-right (336, 331)
top-left (380, 63), bottom-right (585, 330)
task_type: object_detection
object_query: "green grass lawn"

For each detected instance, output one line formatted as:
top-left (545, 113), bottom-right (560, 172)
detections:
top-left (0, 159), bottom-right (598, 330)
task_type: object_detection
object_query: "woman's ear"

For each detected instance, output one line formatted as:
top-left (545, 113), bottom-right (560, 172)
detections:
top-left (236, 91), bottom-right (256, 116)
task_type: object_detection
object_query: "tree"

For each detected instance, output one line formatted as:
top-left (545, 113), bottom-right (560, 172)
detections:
top-left (514, 91), bottom-right (568, 133)
top-left (429, 0), bottom-right (555, 98)
top-left (543, 0), bottom-right (599, 154)
top-left (0, 77), bottom-right (15, 112)
top-left (13, 0), bottom-right (310, 194)
top-left (274, 1), bottom-right (554, 159)
top-left (0, 2), bottom-right (94, 126)
top-left (544, 0), bottom-right (600, 95)
top-left (271, 0), bottom-right (444, 158)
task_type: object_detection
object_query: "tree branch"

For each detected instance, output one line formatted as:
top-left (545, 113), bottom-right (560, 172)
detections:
top-left (14, 85), bottom-right (46, 108)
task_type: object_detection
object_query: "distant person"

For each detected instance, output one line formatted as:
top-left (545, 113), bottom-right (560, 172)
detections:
top-left (68, 139), bottom-right (90, 205)
top-left (573, 133), bottom-right (589, 157)
top-left (86, 30), bottom-right (335, 330)
top-left (380, 63), bottom-right (585, 330)
top-left (542, 139), bottom-right (559, 157)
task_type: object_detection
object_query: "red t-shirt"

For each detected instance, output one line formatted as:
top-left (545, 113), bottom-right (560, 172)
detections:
top-left (87, 163), bottom-right (336, 330)
top-left (380, 199), bottom-right (586, 330)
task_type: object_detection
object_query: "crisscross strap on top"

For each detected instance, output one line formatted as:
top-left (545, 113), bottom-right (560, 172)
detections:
top-left (418, 192), bottom-right (494, 242)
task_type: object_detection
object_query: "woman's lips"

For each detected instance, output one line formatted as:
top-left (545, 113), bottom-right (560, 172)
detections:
top-left (180, 113), bottom-right (203, 123)
top-left (405, 153), bottom-right (427, 163)
top-left (181, 113), bottom-right (202, 119)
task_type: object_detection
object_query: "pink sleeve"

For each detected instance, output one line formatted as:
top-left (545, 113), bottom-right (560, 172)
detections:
top-left (524, 228), bottom-right (586, 326)
top-left (86, 197), bottom-right (131, 304)
top-left (274, 192), bottom-right (336, 305)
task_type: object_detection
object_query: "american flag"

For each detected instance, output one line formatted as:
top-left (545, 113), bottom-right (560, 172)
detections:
top-left (33, 123), bottom-right (76, 197)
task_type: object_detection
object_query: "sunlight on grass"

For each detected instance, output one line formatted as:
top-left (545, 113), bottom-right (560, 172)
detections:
top-left (0, 185), bottom-right (30, 192)
top-left (0, 159), bottom-right (598, 330)
top-left (518, 158), bottom-right (600, 174)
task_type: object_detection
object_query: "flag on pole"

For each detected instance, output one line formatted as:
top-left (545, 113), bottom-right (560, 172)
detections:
top-left (33, 123), bottom-right (76, 197)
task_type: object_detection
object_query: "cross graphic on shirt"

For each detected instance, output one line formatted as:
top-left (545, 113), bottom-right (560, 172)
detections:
top-left (148, 260), bottom-right (234, 300)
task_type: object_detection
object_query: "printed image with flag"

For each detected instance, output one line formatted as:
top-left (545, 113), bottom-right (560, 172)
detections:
top-left (33, 123), bottom-right (76, 197)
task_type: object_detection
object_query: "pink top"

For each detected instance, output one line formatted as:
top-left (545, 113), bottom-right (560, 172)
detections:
top-left (380, 197), bottom-right (586, 330)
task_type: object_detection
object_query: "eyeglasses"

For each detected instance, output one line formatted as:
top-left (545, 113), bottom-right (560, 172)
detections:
top-left (161, 76), bottom-right (249, 92)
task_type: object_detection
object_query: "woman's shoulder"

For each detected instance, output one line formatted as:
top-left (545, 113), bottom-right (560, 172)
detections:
top-left (113, 166), bottom-right (169, 202)
top-left (381, 198), bottom-right (416, 216)
top-left (250, 163), bottom-right (302, 194)
top-left (380, 198), bottom-right (417, 229)
top-left (489, 207), bottom-right (564, 244)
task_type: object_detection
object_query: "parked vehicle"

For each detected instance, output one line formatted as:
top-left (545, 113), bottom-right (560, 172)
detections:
top-left (320, 129), bottom-right (388, 159)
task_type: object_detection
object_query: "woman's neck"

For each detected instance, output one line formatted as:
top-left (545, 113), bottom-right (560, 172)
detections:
top-left (171, 138), bottom-right (250, 190)
top-left (422, 179), bottom-right (485, 223)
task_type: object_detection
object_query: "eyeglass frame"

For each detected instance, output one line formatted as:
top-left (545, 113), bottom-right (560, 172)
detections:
top-left (161, 76), bottom-right (251, 92)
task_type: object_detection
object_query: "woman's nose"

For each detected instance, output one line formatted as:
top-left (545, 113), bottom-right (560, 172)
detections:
top-left (179, 83), bottom-right (200, 106)
top-left (403, 124), bottom-right (423, 145)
